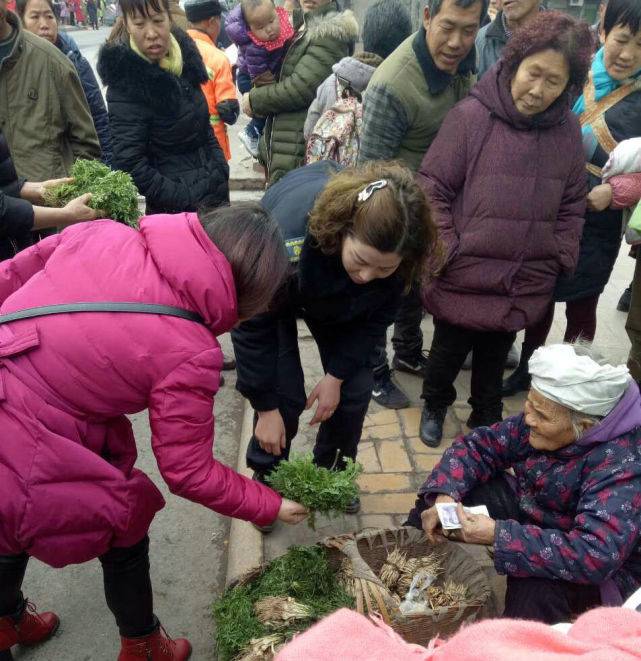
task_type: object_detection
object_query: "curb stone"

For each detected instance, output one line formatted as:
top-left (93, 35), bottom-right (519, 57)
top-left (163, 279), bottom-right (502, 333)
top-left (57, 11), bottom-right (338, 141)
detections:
top-left (224, 400), bottom-right (264, 586)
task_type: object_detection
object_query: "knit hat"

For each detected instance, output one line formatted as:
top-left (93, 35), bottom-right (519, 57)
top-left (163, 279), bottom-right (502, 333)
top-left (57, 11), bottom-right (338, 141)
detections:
top-left (184, 0), bottom-right (222, 23)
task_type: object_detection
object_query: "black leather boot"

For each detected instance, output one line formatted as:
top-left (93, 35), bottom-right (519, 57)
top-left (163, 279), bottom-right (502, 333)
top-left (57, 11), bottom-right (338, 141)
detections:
top-left (419, 406), bottom-right (446, 448)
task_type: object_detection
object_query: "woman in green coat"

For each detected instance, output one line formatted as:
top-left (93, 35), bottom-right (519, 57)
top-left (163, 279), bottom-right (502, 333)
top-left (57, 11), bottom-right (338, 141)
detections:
top-left (241, 0), bottom-right (358, 185)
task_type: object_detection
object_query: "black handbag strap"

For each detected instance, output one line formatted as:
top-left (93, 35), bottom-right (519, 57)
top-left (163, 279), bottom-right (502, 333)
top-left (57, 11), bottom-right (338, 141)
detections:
top-left (0, 303), bottom-right (205, 325)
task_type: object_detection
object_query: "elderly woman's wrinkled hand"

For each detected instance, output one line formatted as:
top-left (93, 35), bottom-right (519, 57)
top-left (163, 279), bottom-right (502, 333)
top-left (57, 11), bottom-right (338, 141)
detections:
top-left (445, 503), bottom-right (496, 546)
top-left (421, 494), bottom-right (456, 545)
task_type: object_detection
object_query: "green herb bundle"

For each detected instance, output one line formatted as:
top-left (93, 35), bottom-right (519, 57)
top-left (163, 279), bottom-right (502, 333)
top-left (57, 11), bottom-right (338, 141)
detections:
top-left (213, 545), bottom-right (354, 661)
top-left (266, 454), bottom-right (362, 529)
top-left (43, 159), bottom-right (141, 227)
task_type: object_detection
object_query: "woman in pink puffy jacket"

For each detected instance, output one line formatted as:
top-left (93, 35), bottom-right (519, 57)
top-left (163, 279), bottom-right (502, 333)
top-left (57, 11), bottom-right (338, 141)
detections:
top-left (0, 203), bottom-right (307, 661)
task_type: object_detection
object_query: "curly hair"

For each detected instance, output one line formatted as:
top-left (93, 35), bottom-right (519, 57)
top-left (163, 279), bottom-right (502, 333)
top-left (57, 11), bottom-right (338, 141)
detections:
top-left (308, 162), bottom-right (441, 291)
top-left (501, 12), bottom-right (593, 100)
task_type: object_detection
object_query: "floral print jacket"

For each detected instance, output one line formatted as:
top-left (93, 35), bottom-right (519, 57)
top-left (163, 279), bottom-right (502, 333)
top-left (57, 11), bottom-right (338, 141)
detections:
top-left (420, 407), bottom-right (641, 600)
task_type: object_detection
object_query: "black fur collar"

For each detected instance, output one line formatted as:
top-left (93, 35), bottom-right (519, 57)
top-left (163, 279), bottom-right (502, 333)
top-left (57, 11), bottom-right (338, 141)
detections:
top-left (97, 28), bottom-right (207, 111)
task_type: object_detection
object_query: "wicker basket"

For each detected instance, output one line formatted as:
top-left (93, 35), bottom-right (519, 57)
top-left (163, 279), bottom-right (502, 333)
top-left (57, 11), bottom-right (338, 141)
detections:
top-left (322, 527), bottom-right (492, 647)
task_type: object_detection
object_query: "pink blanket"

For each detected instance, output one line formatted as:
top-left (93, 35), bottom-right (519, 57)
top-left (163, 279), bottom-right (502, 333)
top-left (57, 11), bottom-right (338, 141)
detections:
top-left (275, 607), bottom-right (641, 661)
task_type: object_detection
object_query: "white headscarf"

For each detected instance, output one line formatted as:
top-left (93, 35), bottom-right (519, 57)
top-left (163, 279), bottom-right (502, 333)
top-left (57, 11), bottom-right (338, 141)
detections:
top-left (529, 344), bottom-right (631, 417)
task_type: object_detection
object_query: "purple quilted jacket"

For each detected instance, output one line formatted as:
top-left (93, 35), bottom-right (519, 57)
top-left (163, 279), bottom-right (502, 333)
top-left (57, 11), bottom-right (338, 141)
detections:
top-left (225, 4), bottom-right (288, 80)
top-left (417, 61), bottom-right (587, 333)
top-left (420, 384), bottom-right (641, 602)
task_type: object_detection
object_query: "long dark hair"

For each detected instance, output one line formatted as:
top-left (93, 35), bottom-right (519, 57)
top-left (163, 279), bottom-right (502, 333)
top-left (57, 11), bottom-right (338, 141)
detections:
top-left (198, 203), bottom-right (289, 321)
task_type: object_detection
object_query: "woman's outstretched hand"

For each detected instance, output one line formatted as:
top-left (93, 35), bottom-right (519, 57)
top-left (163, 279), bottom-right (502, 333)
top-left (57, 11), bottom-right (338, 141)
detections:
top-left (306, 373), bottom-right (343, 426)
top-left (277, 498), bottom-right (308, 525)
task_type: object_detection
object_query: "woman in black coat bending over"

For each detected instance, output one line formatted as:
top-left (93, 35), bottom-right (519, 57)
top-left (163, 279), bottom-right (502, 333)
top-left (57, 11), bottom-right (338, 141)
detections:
top-left (98, 0), bottom-right (229, 214)
top-left (232, 161), bottom-right (438, 528)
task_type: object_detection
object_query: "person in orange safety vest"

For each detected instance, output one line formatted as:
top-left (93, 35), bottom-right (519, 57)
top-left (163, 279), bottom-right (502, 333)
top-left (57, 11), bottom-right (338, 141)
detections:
top-left (185, 0), bottom-right (239, 161)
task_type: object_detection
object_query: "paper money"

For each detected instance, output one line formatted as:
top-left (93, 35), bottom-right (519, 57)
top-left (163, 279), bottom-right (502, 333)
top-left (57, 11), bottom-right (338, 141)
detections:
top-left (435, 503), bottom-right (490, 530)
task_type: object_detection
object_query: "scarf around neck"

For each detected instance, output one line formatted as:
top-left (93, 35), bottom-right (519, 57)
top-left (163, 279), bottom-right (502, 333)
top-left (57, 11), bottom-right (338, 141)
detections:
top-left (573, 47), bottom-right (641, 160)
top-left (130, 32), bottom-right (183, 77)
top-left (248, 6), bottom-right (295, 52)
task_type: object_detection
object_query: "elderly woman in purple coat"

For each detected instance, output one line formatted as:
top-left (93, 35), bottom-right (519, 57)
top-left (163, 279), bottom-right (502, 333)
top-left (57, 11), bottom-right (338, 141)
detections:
top-left (407, 342), bottom-right (641, 624)
top-left (416, 12), bottom-right (593, 448)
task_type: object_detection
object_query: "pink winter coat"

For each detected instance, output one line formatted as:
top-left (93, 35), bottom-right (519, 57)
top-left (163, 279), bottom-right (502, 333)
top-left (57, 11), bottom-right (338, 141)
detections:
top-left (0, 213), bottom-right (281, 568)
top-left (276, 607), bottom-right (641, 660)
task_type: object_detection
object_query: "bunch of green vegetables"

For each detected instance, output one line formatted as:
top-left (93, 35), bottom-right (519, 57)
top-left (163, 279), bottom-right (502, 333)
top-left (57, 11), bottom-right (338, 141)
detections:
top-left (213, 545), bottom-right (354, 661)
top-left (43, 159), bottom-right (141, 227)
top-left (266, 454), bottom-right (362, 529)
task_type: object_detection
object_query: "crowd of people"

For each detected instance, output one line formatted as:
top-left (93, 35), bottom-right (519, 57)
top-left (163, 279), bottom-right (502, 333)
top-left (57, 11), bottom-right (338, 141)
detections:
top-left (1, 0), bottom-right (641, 658)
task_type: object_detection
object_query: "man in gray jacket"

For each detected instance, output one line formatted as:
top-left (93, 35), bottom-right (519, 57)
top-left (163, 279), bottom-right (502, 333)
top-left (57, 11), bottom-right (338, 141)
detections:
top-left (475, 0), bottom-right (541, 78)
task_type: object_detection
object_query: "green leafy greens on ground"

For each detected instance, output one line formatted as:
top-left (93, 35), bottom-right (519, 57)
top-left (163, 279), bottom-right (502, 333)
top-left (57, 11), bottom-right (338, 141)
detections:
top-left (213, 545), bottom-right (354, 661)
top-left (266, 454), bottom-right (362, 529)
top-left (43, 159), bottom-right (141, 227)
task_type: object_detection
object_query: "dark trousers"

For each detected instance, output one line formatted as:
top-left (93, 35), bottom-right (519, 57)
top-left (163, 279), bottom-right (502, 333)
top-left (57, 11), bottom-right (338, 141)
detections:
top-left (246, 316), bottom-right (373, 474)
top-left (422, 319), bottom-right (516, 417)
top-left (0, 536), bottom-right (156, 639)
top-left (372, 285), bottom-right (424, 379)
top-left (406, 476), bottom-right (601, 623)
top-left (520, 294), bottom-right (601, 368)
top-left (237, 71), bottom-right (266, 136)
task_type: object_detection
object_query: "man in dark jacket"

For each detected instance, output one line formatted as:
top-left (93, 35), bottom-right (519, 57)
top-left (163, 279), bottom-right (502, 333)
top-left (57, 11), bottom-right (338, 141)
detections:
top-left (475, 0), bottom-right (541, 79)
top-left (0, 1), bottom-right (100, 181)
top-left (358, 0), bottom-right (486, 410)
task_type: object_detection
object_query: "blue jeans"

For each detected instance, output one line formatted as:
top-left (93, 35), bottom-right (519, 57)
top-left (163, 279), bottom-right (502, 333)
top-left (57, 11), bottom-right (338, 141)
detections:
top-left (237, 70), bottom-right (266, 137)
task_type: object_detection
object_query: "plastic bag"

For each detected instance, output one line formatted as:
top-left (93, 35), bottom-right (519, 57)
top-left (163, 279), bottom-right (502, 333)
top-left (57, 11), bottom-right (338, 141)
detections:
top-left (398, 570), bottom-right (437, 615)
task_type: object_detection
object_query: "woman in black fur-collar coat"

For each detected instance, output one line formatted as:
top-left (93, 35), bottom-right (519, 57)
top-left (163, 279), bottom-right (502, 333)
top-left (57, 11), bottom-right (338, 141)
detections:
top-left (97, 0), bottom-right (229, 215)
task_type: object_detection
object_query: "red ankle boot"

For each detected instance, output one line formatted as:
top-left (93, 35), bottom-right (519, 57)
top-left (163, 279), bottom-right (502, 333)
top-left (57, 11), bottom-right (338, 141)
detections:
top-left (118, 626), bottom-right (191, 660)
top-left (0, 601), bottom-right (59, 651)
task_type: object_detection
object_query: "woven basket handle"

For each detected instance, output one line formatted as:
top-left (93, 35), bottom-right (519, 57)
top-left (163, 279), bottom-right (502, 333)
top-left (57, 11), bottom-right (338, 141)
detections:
top-left (329, 537), bottom-right (397, 624)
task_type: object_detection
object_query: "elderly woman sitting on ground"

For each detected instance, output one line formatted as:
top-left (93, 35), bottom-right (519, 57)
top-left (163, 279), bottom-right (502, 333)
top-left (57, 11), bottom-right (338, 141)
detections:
top-left (407, 343), bottom-right (641, 624)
